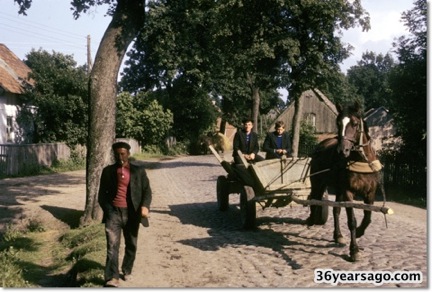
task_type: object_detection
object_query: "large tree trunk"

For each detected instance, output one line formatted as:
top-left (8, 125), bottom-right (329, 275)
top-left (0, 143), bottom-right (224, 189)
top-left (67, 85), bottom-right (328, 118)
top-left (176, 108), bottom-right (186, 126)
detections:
top-left (80, 0), bottom-right (145, 226)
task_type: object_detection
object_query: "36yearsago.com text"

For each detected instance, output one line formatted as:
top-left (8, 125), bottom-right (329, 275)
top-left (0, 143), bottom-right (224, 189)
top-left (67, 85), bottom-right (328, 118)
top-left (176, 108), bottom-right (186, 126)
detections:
top-left (314, 269), bottom-right (423, 286)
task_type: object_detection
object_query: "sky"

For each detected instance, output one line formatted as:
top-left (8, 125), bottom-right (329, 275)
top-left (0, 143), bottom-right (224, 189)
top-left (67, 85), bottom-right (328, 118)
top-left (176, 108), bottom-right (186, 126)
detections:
top-left (1, 0), bottom-right (415, 74)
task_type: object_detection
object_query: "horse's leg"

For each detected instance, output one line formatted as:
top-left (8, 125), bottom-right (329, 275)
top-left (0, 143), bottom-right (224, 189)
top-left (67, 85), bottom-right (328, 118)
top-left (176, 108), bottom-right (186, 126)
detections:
top-left (346, 206), bottom-right (360, 261)
top-left (356, 192), bottom-right (375, 238)
top-left (307, 180), bottom-right (326, 226)
top-left (333, 194), bottom-right (345, 244)
top-left (356, 210), bottom-right (371, 238)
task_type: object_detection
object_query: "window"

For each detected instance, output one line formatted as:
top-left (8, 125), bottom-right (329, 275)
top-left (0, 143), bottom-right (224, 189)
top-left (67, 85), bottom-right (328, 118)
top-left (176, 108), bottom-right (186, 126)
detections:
top-left (304, 113), bottom-right (316, 128)
top-left (6, 116), bottom-right (13, 142)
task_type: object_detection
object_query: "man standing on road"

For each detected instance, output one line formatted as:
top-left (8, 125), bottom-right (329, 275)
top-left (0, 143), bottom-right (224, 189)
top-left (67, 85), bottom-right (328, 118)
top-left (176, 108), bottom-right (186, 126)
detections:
top-left (232, 118), bottom-right (264, 164)
top-left (98, 142), bottom-right (152, 287)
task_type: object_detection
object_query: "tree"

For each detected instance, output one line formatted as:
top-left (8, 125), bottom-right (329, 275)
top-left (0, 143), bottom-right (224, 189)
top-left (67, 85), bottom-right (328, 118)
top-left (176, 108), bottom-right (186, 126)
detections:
top-left (14, 0), bottom-right (147, 224)
top-left (388, 0), bottom-right (426, 161)
top-left (121, 0), bottom-right (370, 149)
top-left (347, 51), bottom-right (395, 109)
top-left (116, 91), bottom-right (173, 146)
top-left (17, 49), bottom-right (88, 146)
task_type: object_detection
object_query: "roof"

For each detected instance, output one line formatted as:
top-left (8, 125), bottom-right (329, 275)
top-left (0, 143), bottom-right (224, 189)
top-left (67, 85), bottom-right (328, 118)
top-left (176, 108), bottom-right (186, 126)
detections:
top-left (364, 106), bottom-right (392, 127)
top-left (0, 44), bottom-right (34, 94)
top-left (267, 88), bottom-right (338, 133)
top-left (311, 88), bottom-right (338, 115)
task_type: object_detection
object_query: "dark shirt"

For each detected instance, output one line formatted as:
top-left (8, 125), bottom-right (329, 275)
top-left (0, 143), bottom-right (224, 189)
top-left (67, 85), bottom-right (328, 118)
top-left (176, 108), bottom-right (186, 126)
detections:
top-left (232, 129), bottom-right (260, 158)
top-left (262, 131), bottom-right (292, 159)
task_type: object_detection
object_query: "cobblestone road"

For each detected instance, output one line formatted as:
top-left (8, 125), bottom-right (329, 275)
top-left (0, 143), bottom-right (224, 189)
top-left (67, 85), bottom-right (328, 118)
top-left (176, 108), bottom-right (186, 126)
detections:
top-left (124, 154), bottom-right (427, 288)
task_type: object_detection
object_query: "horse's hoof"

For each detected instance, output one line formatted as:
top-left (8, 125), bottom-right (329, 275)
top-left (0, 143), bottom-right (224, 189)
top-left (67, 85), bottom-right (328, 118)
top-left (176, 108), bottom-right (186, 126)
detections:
top-left (335, 236), bottom-right (346, 245)
top-left (350, 252), bottom-right (361, 262)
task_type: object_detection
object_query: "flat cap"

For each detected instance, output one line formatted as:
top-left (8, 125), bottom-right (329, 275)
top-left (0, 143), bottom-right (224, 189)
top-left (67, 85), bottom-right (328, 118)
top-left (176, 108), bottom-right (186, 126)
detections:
top-left (112, 141), bottom-right (131, 151)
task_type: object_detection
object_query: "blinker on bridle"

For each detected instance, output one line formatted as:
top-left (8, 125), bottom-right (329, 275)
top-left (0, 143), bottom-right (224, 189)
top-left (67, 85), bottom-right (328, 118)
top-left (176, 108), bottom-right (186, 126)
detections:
top-left (341, 117), bottom-right (371, 161)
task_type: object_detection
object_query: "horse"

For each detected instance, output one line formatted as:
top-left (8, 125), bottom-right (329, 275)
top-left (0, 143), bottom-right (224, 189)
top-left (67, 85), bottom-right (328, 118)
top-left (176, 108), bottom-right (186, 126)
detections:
top-left (306, 101), bottom-right (383, 261)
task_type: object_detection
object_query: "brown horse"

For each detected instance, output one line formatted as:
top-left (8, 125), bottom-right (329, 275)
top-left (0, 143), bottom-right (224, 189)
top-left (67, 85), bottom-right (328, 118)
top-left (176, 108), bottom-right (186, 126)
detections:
top-left (307, 101), bottom-right (382, 261)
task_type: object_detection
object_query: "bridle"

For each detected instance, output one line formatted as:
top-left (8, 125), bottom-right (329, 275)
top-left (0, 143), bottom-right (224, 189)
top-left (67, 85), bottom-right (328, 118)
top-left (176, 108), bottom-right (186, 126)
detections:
top-left (339, 116), bottom-right (372, 161)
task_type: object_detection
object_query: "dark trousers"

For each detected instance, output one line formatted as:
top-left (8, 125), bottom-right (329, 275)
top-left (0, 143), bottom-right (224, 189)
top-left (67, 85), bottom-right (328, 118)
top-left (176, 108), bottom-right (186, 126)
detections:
top-left (104, 206), bottom-right (140, 281)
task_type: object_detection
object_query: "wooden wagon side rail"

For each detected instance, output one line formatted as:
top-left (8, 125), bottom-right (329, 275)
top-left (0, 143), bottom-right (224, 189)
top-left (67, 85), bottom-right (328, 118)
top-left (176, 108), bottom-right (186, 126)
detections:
top-left (290, 195), bottom-right (394, 215)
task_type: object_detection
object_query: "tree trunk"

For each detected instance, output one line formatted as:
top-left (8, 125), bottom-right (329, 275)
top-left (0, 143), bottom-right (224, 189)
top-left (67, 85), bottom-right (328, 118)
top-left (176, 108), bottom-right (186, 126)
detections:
top-left (246, 73), bottom-right (260, 133)
top-left (80, 0), bottom-right (145, 226)
top-left (291, 93), bottom-right (303, 158)
top-left (219, 118), bottom-right (226, 134)
top-left (251, 87), bottom-right (260, 133)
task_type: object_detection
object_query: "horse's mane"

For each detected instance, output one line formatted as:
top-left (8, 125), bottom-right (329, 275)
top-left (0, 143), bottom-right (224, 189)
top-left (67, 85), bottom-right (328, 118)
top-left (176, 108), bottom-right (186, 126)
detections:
top-left (311, 136), bottom-right (338, 157)
top-left (362, 119), bottom-right (371, 140)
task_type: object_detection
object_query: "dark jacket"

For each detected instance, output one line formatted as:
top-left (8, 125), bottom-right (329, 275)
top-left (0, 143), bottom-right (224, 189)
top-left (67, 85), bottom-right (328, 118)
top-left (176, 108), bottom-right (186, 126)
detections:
top-left (232, 129), bottom-right (260, 158)
top-left (98, 161), bottom-right (152, 222)
top-left (262, 131), bottom-right (292, 159)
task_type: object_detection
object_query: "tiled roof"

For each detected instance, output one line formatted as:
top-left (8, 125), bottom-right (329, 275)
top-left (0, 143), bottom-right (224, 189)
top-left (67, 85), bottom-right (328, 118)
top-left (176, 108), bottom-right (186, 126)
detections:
top-left (0, 44), bottom-right (34, 94)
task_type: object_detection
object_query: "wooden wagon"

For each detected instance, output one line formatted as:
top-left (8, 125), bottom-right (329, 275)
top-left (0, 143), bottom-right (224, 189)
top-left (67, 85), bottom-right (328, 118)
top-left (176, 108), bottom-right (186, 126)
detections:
top-left (209, 146), bottom-right (393, 229)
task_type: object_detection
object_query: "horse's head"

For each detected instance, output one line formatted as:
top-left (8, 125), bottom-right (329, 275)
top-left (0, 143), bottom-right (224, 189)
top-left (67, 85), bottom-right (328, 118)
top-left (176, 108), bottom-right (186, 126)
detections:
top-left (335, 101), bottom-right (365, 158)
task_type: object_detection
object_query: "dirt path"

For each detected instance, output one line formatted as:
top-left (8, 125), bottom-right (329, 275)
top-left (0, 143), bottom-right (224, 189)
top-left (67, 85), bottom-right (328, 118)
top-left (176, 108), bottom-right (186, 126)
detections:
top-left (0, 155), bottom-right (427, 288)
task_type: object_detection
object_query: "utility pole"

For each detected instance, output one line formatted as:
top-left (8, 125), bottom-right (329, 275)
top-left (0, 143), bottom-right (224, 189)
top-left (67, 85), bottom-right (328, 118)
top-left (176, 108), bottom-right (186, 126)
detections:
top-left (87, 35), bottom-right (92, 73)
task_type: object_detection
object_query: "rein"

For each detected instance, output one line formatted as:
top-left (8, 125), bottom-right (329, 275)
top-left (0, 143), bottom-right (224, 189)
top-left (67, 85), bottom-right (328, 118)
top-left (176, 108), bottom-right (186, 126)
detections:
top-left (348, 119), bottom-right (389, 227)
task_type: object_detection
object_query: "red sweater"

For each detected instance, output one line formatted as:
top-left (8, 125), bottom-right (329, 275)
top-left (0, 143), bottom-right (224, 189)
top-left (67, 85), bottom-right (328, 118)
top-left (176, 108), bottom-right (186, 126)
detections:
top-left (112, 164), bottom-right (130, 208)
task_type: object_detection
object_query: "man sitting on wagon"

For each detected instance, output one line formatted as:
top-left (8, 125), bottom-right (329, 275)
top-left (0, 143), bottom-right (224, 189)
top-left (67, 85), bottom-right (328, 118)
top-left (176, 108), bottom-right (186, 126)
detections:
top-left (232, 118), bottom-right (264, 164)
top-left (263, 120), bottom-right (292, 159)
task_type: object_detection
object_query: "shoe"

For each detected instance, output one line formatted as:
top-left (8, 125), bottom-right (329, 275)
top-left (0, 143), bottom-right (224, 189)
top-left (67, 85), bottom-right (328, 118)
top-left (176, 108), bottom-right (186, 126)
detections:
top-left (122, 273), bottom-right (132, 281)
top-left (105, 278), bottom-right (119, 287)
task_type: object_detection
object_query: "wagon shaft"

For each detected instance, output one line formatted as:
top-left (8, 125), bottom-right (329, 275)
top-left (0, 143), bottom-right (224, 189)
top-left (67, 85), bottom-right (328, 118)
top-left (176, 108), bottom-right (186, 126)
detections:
top-left (290, 195), bottom-right (394, 215)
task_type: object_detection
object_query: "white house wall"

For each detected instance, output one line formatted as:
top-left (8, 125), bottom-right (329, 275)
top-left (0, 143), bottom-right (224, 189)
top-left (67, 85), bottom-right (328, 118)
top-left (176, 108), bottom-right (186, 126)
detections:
top-left (0, 95), bottom-right (18, 144)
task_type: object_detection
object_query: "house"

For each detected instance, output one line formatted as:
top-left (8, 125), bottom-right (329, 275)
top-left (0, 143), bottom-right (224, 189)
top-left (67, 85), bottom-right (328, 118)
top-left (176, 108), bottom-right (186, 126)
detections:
top-left (268, 89), bottom-right (338, 141)
top-left (364, 106), bottom-right (402, 151)
top-left (0, 44), bottom-right (34, 144)
top-left (216, 117), bottom-right (237, 142)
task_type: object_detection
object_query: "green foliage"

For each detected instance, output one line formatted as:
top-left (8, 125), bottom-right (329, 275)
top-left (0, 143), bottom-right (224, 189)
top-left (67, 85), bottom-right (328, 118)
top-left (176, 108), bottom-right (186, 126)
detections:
top-left (0, 223), bottom-right (48, 287)
top-left (387, 0), bottom-right (426, 168)
top-left (0, 221), bottom-right (106, 287)
top-left (1, 224), bottom-right (24, 243)
top-left (347, 51), bottom-right (395, 108)
top-left (116, 92), bottom-right (173, 146)
top-left (0, 248), bottom-right (30, 287)
top-left (61, 223), bottom-right (104, 249)
top-left (26, 219), bottom-right (45, 233)
top-left (298, 121), bottom-right (318, 157)
top-left (314, 71), bottom-right (361, 106)
top-left (120, 0), bottom-right (370, 132)
top-left (168, 76), bottom-right (218, 143)
top-left (17, 49), bottom-right (89, 146)
top-left (61, 224), bottom-right (105, 287)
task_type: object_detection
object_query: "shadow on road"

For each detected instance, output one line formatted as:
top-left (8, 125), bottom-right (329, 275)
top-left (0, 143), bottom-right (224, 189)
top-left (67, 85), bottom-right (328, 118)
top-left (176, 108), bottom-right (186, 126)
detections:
top-left (161, 201), bottom-right (339, 269)
top-left (41, 205), bottom-right (83, 229)
top-left (0, 171), bottom-right (85, 232)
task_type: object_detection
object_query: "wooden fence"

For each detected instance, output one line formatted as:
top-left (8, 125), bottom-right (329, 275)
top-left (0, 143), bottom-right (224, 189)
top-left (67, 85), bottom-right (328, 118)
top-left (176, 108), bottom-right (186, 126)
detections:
top-left (0, 143), bottom-right (71, 176)
top-left (0, 138), bottom-right (140, 176)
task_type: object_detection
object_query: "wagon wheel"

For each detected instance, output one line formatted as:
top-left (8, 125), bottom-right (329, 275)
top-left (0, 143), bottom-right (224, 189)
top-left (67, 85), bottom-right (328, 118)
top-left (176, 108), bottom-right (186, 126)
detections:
top-left (240, 185), bottom-right (256, 229)
top-left (217, 176), bottom-right (229, 211)
top-left (313, 191), bottom-right (329, 225)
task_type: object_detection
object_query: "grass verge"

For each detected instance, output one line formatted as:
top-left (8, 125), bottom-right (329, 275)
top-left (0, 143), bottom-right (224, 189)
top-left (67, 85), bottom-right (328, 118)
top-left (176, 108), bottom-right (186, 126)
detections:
top-left (0, 221), bottom-right (106, 287)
